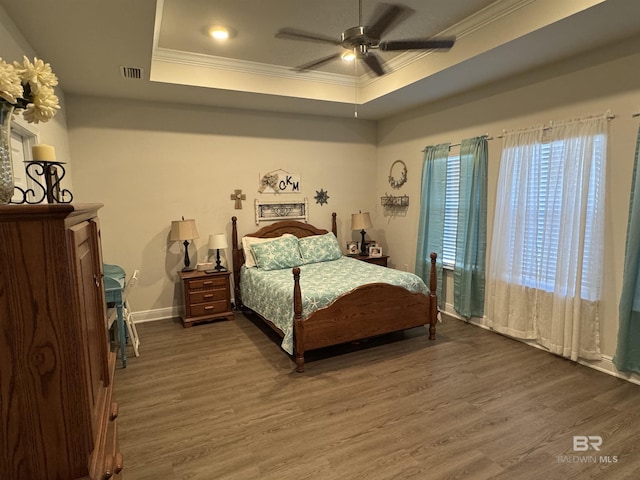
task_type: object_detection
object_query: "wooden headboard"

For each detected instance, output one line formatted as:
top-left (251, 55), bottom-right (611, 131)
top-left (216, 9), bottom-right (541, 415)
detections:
top-left (231, 213), bottom-right (337, 306)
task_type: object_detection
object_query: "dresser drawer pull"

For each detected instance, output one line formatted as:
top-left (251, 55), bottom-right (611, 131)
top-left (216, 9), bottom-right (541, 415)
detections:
top-left (203, 281), bottom-right (213, 285)
top-left (204, 294), bottom-right (214, 299)
top-left (204, 305), bottom-right (214, 310)
top-left (110, 401), bottom-right (119, 421)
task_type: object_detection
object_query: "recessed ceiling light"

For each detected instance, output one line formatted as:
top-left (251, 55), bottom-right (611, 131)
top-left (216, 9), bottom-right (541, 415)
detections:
top-left (209, 26), bottom-right (230, 41)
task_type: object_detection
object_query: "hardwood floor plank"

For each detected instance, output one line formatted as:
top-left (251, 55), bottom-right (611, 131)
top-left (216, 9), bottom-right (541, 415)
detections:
top-left (116, 315), bottom-right (640, 479)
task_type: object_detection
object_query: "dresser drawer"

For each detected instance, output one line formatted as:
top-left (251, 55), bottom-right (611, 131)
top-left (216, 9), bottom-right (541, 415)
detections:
top-left (187, 276), bottom-right (227, 291)
top-left (189, 289), bottom-right (228, 304)
top-left (190, 300), bottom-right (230, 317)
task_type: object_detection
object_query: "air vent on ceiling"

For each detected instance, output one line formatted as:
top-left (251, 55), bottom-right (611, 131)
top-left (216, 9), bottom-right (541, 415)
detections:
top-left (120, 66), bottom-right (144, 80)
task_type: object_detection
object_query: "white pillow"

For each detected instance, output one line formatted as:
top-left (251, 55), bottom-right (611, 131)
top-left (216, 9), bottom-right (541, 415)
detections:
top-left (242, 234), bottom-right (295, 268)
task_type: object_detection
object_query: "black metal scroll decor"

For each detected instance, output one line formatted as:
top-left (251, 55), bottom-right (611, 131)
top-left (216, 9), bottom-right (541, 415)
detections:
top-left (12, 160), bottom-right (73, 204)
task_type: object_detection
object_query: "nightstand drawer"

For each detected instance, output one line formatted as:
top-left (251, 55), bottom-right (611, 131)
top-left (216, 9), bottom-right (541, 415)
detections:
top-left (188, 276), bottom-right (227, 291)
top-left (189, 289), bottom-right (228, 304)
top-left (191, 300), bottom-right (230, 317)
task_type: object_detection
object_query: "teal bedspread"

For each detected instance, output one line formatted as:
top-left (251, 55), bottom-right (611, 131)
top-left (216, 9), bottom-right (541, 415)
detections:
top-left (240, 256), bottom-right (429, 354)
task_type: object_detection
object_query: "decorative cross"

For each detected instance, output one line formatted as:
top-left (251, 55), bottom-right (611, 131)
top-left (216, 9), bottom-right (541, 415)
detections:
top-left (230, 189), bottom-right (246, 209)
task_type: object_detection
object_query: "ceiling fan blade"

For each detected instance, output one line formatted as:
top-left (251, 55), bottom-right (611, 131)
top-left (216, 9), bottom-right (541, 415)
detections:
top-left (379, 38), bottom-right (456, 51)
top-left (367, 3), bottom-right (414, 40)
top-left (362, 53), bottom-right (385, 76)
top-left (275, 28), bottom-right (341, 46)
top-left (294, 53), bottom-right (342, 72)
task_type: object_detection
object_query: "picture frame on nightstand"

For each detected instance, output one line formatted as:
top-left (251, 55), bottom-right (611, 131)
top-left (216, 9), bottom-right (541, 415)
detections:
top-left (346, 241), bottom-right (359, 255)
top-left (369, 246), bottom-right (383, 257)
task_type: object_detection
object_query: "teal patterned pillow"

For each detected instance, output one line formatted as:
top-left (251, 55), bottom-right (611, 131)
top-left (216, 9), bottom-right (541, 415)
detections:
top-left (250, 235), bottom-right (302, 270)
top-left (298, 233), bottom-right (343, 264)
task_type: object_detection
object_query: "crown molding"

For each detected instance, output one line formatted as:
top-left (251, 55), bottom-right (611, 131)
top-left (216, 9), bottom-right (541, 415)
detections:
top-left (153, 47), bottom-right (356, 88)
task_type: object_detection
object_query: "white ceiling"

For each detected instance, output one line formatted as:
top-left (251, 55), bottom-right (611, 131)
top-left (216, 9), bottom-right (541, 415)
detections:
top-left (2, 0), bottom-right (640, 120)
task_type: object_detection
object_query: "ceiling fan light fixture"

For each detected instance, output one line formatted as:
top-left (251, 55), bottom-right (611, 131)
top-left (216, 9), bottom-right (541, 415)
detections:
top-left (342, 51), bottom-right (356, 62)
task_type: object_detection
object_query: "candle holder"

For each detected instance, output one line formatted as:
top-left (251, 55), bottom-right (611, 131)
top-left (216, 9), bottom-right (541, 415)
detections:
top-left (12, 160), bottom-right (73, 204)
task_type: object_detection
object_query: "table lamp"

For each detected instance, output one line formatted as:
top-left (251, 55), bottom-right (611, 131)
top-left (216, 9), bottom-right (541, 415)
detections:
top-left (351, 212), bottom-right (373, 256)
top-left (169, 217), bottom-right (199, 271)
top-left (208, 233), bottom-right (228, 271)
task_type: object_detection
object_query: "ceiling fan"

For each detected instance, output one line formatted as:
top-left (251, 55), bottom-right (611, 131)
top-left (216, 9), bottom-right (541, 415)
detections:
top-left (275, 1), bottom-right (455, 77)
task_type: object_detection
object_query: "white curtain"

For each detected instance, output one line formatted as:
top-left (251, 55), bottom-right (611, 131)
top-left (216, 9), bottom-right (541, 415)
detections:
top-left (486, 115), bottom-right (608, 361)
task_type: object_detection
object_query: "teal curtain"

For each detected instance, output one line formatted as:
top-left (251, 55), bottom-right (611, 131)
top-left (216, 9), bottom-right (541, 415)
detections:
top-left (453, 136), bottom-right (488, 318)
top-left (415, 143), bottom-right (450, 309)
top-left (613, 126), bottom-right (640, 373)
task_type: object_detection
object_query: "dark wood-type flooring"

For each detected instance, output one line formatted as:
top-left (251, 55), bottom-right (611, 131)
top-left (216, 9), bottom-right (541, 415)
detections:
top-left (116, 313), bottom-right (640, 480)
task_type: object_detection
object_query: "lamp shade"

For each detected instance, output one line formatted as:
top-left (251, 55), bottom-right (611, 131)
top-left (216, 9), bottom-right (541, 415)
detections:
top-left (351, 212), bottom-right (373, 231)
top-left (208, 233), bottom-right (228, 250)
top-left (169, 219), bottom-right (199, 241)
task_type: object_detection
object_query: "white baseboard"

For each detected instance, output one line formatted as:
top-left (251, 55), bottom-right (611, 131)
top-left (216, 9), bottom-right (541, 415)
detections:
top-left (130, 307), bottom-right (179, 324)
top-left (443, 302), bottom-right (640, 386)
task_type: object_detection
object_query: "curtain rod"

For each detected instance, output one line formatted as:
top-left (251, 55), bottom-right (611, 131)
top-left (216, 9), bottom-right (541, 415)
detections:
top-left (495, 112), bottom-right (617, 139)
top-left (421, 134), bottom-right (492, 152)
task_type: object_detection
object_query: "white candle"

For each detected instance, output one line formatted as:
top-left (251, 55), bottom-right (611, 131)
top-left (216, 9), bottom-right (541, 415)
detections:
top-left (32, 144), bottom-right (56, 161)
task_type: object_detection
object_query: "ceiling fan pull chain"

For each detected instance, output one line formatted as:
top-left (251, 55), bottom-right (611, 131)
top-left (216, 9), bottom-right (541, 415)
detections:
top-left (354, 58), bottom-right (358, 119)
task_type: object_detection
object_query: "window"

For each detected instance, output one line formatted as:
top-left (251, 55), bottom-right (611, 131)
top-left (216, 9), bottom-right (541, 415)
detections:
top-left (503, 133), bottom-right (606, 300)
top-left (9, 118), bottom-right (39, 203)
top-left (442, 153), bottom-right (460, 268)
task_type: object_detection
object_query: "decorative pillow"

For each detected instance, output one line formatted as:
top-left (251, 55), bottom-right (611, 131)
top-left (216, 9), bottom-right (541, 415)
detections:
top-left (250, 235), bottom-right (302, 271)
top-left (298, 232), bottom-right (343, 264)
top-left (242, 234), bottom-right (294, 268)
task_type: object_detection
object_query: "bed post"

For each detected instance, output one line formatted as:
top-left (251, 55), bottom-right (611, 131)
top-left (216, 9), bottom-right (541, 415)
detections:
top-left (231, 216), bottom-right (243, 307)
top-left (429, 252), bottom-right (438, 340)
top-left (331, 212), bottom-right (337, 237)
top-left (292, 267), bottom-right (305, 373)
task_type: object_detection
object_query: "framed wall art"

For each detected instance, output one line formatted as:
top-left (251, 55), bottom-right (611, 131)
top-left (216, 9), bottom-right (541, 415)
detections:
top-left (255, 198), bottom-right (308, 224)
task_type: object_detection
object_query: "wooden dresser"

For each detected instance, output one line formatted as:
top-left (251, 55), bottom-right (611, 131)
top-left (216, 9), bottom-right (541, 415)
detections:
top-left (0, 204), bottom-right (122, 480)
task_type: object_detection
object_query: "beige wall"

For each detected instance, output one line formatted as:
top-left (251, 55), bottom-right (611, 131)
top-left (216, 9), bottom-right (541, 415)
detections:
top-left (376, 35), bottom-right (640, 360)
top-left (66, 97), bottom-right (377, 319)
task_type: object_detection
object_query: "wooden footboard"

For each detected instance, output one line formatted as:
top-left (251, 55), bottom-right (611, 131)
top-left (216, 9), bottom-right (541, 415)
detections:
top-left (292, 253), bottom-right (437, 372)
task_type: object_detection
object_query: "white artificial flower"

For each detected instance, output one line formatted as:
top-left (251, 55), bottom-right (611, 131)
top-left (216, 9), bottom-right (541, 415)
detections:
top-left (0, 58), bottom-right (23, 104)
top-left (13, 56), bottom-right (58, 95)
top-left (22, 86), bottom-right (60, 124)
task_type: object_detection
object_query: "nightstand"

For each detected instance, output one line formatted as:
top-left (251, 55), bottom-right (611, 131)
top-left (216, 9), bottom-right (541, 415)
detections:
top-left (353, 254), bottom-right (389, 267)
top-left (179, 270), bottom-right (233, 327)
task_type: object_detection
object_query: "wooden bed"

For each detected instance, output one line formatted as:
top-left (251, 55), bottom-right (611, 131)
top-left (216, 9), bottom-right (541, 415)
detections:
top-left (231, 213), bottom-right (438, 372)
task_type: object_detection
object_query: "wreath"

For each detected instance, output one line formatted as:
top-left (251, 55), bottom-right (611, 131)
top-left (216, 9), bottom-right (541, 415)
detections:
top-left (388, 160), bottom-right (407, 189)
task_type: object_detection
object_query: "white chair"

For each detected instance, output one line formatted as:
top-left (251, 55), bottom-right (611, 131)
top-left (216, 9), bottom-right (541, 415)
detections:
top-left (122, 269), bottom-right (141, 357)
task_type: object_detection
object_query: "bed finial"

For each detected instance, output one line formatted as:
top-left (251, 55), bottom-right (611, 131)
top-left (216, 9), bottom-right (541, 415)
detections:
top-left (429, 252), bottom-right (438, 340)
